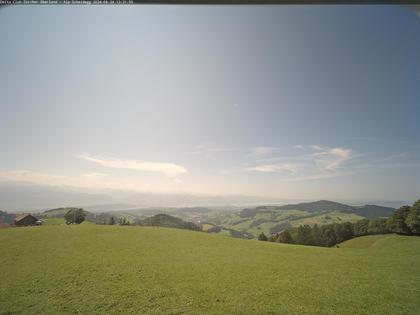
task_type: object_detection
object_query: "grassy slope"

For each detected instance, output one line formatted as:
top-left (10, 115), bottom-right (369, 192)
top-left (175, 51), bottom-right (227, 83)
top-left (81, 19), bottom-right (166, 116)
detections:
top-left (290, 211), bottom-right (365, 227)
top-left (339, 234), bottom-right (417, 249)
top-left (217, 209), bottom-right (365, 237)
top-left (1, 227), bottom-right (419, 315)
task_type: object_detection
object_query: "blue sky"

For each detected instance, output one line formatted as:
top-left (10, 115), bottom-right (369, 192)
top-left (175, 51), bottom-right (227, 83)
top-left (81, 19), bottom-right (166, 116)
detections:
top-left (0, 5), bottom-right (419, 201)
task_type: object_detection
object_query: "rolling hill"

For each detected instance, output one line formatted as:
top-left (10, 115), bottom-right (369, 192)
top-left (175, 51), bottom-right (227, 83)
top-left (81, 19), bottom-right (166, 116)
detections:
top-left (0, 225), bottom-right (419, 314)
top-left (139, 214), bottom-right (200, 231)
top-left (205, 200), bottom-right (395, 238)
top-left (274, 200), bottom-right (395, 218)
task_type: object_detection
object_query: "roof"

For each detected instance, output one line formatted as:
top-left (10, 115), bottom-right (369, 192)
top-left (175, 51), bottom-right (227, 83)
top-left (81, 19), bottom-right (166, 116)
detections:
top-left (14, 213), bottom-right (37, 222)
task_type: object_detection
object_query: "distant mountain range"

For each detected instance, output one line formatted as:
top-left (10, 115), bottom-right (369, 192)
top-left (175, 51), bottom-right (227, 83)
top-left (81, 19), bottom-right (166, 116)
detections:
top-left (0, 183), bottom-right (408, 216)
top-left (271, 200), bottom-right (395, 219)
top-left (0, 183), bottom-right (287, 212)
top-left (0, 183), bottom-right (113, 212)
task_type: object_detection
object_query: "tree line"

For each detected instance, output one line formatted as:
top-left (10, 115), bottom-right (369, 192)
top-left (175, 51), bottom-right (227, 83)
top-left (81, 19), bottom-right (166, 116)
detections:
top-left (64, 208), bottom-right (131, 226)
top-left (258, 199), bottom-right (420, 247)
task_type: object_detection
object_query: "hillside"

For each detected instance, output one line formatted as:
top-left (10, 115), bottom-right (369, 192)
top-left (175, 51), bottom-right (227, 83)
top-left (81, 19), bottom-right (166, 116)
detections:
top-left (276, 200), bottom-right (354, 212)
top-left (339, 234), bottom-right (417, 249)
top-left (275, 200), bottom-right (394, 218)
top-left (139, 213), bottom-right (200, 231)
top-left (204, 200), bottom-right (395, 238)
top-left (1, 226), bottom-right (419, 314)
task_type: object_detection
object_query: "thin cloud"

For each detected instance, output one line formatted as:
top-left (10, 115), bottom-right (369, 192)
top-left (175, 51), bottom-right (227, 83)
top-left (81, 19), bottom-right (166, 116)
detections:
top-left (189, 143), bottom-right (280, 159)
top-left (77, 153), bottom-right (187, 177)
top-left (244, 163), bottom-right (301, 174)
top-left (188, 143), bottom-right (236, 157)
top-left (0, 170), bottom-right (153, 192)
top-left (246, 146), bottom-right (279, 158)
top-left (82, 173), bottom-right (109, 181)
top-left (286, 172), bottom-right (354, 182)
top-left (244, 145), bottom-right (357, 181)
top-left (313, 147), bottom-right (355, 170)
top-left (374, 153), bottom-right (408, 163)
top-left (310, 145), bottom-right (326, 151)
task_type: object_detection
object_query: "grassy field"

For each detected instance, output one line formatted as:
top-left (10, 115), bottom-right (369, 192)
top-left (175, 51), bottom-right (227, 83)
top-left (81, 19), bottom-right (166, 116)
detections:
top-left (339, 234), bottom-right (416, 249)
top-left (43, 218), bottom-right (94, 226)
top-left (1, 226), bottom-right (420, 314)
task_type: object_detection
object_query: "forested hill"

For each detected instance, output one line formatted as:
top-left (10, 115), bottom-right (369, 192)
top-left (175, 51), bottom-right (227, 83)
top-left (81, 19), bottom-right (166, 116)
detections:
top-left (274, 200), bottom-right (394, 218)
top-left (139, 214), bottom-right (200, 231)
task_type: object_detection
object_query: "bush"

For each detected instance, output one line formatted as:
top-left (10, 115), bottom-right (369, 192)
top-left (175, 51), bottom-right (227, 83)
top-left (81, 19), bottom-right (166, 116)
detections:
top-left (258, 232), bottom-right (268, 241)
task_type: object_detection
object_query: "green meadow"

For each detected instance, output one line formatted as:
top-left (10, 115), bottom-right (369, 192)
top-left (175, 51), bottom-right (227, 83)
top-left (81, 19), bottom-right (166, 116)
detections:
top-left (1, 225), bottom-right (420, 314)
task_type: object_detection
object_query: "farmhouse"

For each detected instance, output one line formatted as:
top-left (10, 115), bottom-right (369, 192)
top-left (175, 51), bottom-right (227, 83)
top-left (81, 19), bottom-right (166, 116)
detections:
top-left (14, 214), bottom-right (39, 227)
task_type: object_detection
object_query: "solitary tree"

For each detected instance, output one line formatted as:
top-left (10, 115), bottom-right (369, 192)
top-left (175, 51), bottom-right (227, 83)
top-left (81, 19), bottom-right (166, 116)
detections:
top-left (64, 208), bottom-right (86, 225)
top-left (109, 217), bottom-right (115, 225)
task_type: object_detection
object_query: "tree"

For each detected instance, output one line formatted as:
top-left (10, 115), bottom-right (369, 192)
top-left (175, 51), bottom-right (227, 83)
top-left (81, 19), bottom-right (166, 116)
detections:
top-left (64, 208), bottom-right (86, 225)
top-left (320, 225), bottom-right (337, 247)
top-left (406, 200), bottom-right (420, 235)
top-left (388, 206), bottom-right (411, 234)
top-left (310, 224), bottom-right (321, 246)
top-left (109, 216), bottom-right (115, 225)
top-left (277, 230), bottom-right (293, 244)
top-left (295, 225), bottom-right (312, 245)
top-left (258, 232), bottom-right (268, 241)
top-left (118, 217), bottom-right (129, 225)
top-left (354, 219), bottom-right (369, 236)
top-left (341, 222), bottom-right (354, 240)
top-left (368, 218), bottom-right (389, 235)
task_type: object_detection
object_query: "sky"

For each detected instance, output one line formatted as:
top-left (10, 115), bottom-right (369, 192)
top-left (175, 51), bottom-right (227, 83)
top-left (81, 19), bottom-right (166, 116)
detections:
top-left (0, 5), bottom-right (419, 201)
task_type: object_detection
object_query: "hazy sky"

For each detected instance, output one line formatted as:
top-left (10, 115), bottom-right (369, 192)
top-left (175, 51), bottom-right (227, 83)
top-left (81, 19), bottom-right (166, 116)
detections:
top-left (0, 5), bottom-right (419, 201)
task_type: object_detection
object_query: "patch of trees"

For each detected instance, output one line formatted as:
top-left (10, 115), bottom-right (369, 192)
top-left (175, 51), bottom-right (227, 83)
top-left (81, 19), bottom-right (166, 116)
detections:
top-left (138, 214), bottom-right (200, 231)
top-left (118, 217), bottom-right (130, 225)
top-left (64, 208), bottom-right (86, 224)
top-left (258, 232), bottom-right (268, 241)
top-left (239, 208), bottom-right (259, 218)
top-left (265, 199), bottom-right (420, 247)
top-left (229, 229), bottom-right (254, 239)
